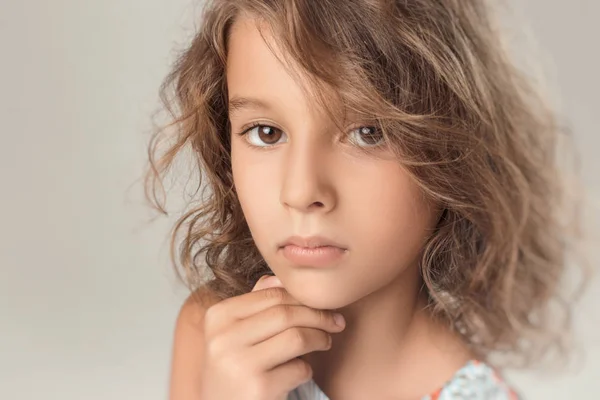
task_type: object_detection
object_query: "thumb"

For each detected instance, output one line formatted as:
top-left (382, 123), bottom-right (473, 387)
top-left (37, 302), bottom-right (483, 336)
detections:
top-left (252, 274), bottom-right (283, 292)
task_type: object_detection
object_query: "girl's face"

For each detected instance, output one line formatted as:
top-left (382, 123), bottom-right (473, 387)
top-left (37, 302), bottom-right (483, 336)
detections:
top-left (228, 17), bottom-right (440, 310)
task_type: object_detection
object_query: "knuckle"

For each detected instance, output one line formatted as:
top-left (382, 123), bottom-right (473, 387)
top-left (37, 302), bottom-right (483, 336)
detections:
top-left (275, 304), bottom-right (295, 326)
top-left (293, 358), bottom-right (313, 381)
top-left (290, 327), bottom-right (309, 349)
top-left (316, 309), bottom-right (328, 326)
top-left (205, 336), bottom-right (225, 358)
top-left (324, 333), bottom-right (332, 348)
top-left (263, 287), bottom-right (287, 303)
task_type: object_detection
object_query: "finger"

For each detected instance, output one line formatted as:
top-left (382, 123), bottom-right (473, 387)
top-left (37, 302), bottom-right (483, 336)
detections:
top-left (266, 357), bottom-right (313, 398)
top-left (204, 276), bottom-right (302, 334)
top-left (233, 304), bottom-right (345, 346)
top-left (252, 274), bottom-right (284, 292)
top-left (251, 326), bottom-right (332, 370)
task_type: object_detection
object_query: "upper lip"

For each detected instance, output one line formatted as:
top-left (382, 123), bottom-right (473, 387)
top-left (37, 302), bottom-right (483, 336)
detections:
top-left (279, 235), bottom-right (347, 249)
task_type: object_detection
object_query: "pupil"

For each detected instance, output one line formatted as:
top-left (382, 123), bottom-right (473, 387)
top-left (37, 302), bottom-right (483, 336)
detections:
top-left (360, 126), bottom-right (383, 145)
top-left (258, 126), bottom-right (280, 144)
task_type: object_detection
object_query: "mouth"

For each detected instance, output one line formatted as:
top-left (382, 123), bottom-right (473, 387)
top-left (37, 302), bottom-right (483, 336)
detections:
top-left (278, 235), bottom-right (348, 268)
top-left (278, 235), bottom-right (347, 250)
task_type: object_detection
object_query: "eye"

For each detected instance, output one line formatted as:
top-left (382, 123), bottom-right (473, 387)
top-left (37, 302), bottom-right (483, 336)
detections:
top-left (348, 126), bottom-right (385, 147)
top-left (243, 124), bottom-right (287, 147)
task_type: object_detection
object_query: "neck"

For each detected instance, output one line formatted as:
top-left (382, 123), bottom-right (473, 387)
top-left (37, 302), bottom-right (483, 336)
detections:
top-left (302, 264), bottom-right (474, 399)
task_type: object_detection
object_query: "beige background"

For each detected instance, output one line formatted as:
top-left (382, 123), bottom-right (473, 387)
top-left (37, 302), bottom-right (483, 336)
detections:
top-left (0, 0), bottom-right (598, 398)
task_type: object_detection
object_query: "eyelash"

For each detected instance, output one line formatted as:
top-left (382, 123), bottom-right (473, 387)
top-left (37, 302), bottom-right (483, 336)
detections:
top-left (236, 122), bottom-right (384, 149)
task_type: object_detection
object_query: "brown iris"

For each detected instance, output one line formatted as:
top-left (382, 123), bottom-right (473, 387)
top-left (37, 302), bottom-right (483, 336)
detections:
top-left (257, 125), bottom-right (283, 145)
top-left (356, 126), bottom-right (384, 146)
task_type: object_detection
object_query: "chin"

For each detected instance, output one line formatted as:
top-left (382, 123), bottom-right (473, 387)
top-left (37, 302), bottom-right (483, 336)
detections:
top-left (266, 258), bottom-right (365, 310)
top-left (294, 294), bottom-right (350, 311)
top-left (284, 278), bottom-right (360, 311)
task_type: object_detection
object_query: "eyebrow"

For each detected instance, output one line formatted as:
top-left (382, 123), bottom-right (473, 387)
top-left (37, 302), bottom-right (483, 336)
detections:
top-left (228, 96), bottom-right (273, 117)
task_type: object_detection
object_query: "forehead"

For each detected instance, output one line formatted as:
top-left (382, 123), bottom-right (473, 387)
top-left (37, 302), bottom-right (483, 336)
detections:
top-left (226, 17), bottom-right (341, 121)
top-left (227, 19), bottom-right (301, 100)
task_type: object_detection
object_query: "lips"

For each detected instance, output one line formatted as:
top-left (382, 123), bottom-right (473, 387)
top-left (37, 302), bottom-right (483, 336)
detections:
top-left (278, 235), bottom-right (348, 268)
top-left (278, 235), bottom-right (347, 250)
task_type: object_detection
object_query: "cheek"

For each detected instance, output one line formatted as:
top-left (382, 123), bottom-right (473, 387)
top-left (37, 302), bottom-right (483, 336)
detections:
top-left (345, 162), bottom-right (436, 271)
top-left (231, 142), bottom-right (281, 238)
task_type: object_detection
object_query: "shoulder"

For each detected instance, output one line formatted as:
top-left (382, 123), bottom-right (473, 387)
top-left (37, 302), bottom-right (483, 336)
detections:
top-left (169, 284), bottom-right (222, 400)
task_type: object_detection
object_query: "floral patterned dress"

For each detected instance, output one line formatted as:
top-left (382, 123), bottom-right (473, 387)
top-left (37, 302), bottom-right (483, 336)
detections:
top-left (288, 360), bottom-right (519, 400)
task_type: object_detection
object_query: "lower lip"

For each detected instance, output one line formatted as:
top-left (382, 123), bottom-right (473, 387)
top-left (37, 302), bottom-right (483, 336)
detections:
top-left (281, 245), bottom-right (347, 267)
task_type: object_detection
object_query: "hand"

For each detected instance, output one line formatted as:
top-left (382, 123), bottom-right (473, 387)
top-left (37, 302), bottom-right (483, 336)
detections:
top-left (198, 274), bottom-right (346, 400)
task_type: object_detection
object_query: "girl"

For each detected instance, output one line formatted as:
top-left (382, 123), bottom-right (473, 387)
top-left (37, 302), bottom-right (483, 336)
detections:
top-left (146, 0), bottom-right (585, 398)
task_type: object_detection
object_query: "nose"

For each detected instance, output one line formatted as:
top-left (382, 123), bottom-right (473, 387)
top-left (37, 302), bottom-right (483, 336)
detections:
top-left (279, 139), bottom-right (337, 214)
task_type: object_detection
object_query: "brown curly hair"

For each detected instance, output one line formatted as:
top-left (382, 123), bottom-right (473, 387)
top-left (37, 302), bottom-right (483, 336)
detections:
top-left (145, 0), bottom-right (588, 367)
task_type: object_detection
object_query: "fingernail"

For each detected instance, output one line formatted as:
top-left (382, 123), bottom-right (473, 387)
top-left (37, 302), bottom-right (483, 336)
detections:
top-left (264, 275), bottom-right (283, 287)
top-left (333, 313), bottom-right (345, 327)
top-left (251, 275), bottom-right (271, 291)
top-left (252, 275), bottom-right (282, 292)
